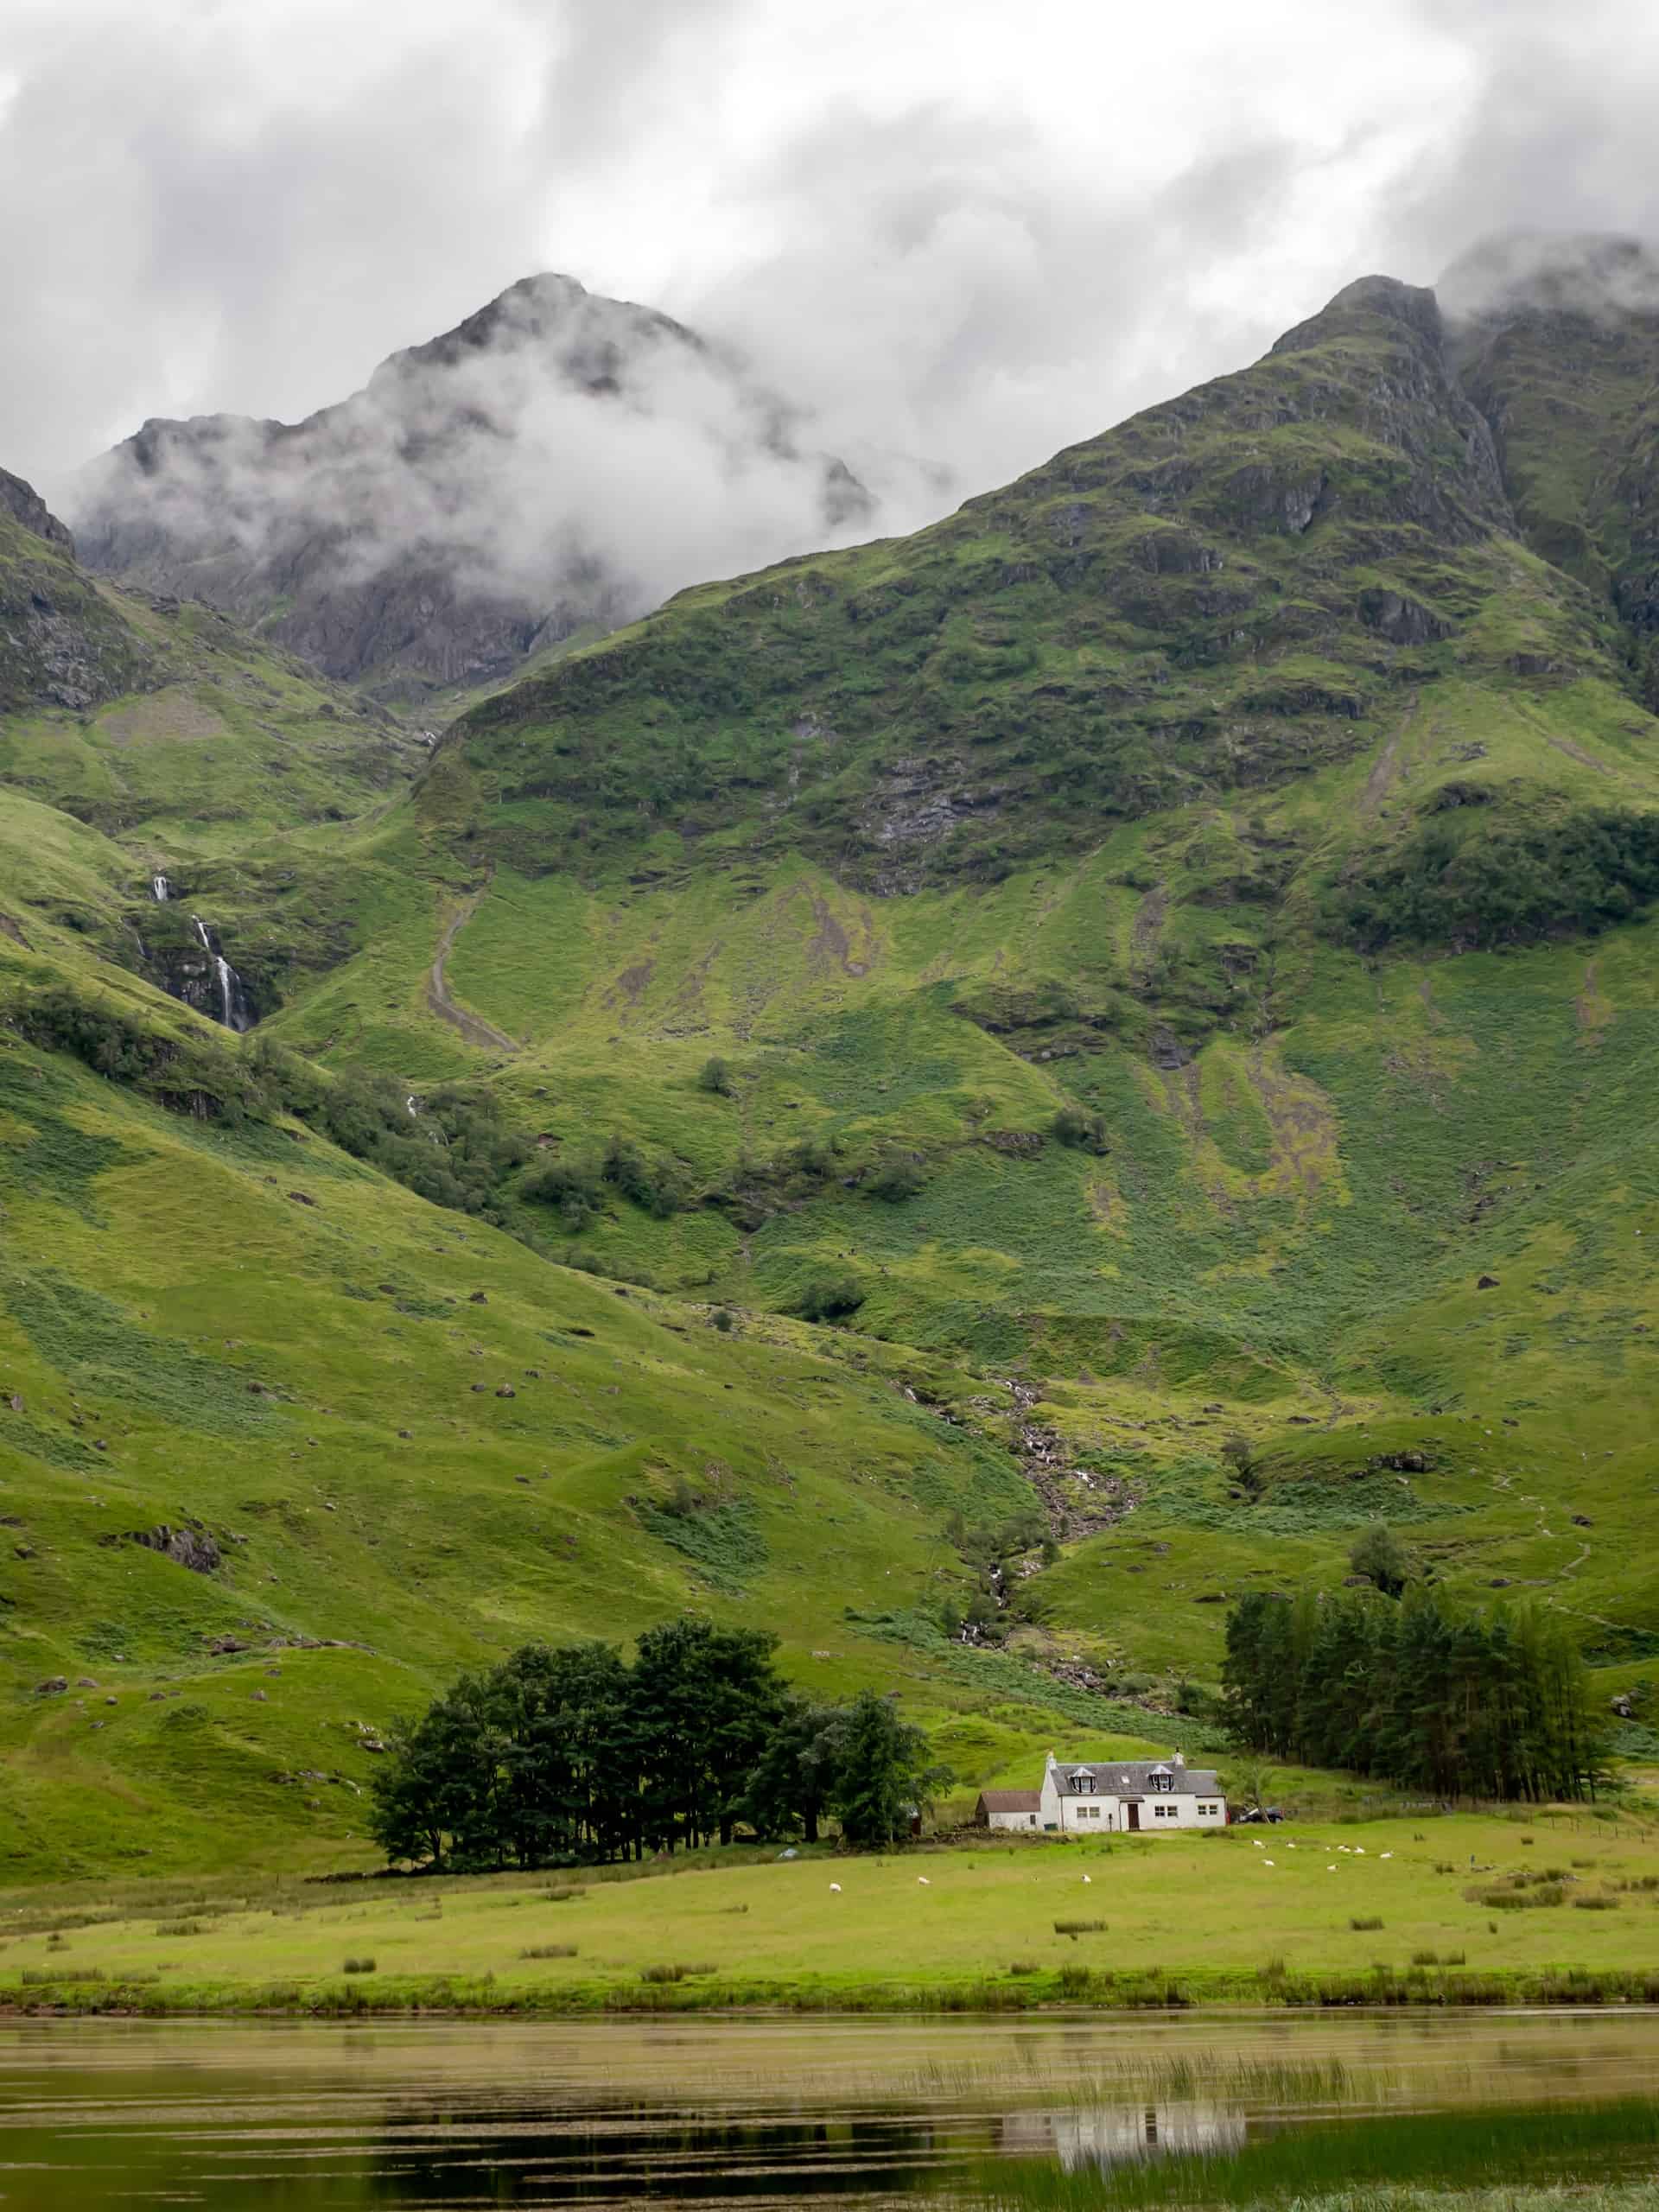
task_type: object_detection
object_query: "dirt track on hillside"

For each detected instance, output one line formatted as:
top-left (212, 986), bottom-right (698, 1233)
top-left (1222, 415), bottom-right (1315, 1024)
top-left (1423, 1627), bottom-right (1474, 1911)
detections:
top-left (427, 891), bottom-right (519, 1053)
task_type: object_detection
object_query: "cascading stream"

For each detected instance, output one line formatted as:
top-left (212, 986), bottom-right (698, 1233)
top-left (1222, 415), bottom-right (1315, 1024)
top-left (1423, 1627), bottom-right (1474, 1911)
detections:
top-left (190, 915), bottom-right (251, 1033)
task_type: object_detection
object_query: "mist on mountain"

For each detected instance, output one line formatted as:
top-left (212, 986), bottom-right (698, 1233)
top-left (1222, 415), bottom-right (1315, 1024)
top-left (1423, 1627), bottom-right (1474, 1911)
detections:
top-left (67, 273), bottom-right (915, 697)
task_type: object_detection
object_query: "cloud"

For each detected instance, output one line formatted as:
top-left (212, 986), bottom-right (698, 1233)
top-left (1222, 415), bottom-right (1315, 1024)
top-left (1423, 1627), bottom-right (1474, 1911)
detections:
top-left (1380, 0), bottom-right (1659, 283)
top-left (0, 0), bottom-right (557, 489)
top-left (68, 272), bottom-right (881, 688)
top-left (7, 0), bottom-right (1659, 607)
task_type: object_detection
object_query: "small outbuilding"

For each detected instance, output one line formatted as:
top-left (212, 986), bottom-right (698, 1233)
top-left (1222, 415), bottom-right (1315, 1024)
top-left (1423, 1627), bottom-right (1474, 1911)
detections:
top-left (976, 1788), bottom-right (1042, 1831)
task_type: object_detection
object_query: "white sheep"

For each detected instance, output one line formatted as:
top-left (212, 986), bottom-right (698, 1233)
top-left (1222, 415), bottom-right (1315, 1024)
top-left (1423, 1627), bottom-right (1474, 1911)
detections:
top-left (829, 1883), bottom-right (842, 1893)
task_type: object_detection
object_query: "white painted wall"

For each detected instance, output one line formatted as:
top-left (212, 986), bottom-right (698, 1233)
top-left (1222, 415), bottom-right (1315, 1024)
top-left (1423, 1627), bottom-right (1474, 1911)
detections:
top-left (1038, 1757), bottom-right (1226, 1833)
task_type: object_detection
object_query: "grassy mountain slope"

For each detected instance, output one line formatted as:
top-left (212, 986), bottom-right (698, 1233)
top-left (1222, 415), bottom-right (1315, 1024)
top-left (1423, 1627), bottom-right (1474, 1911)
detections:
top-left (254, 271), bottom-right (1659, 1703)
top-left (3, 980), bottom-right (1156, 1882)
top-left (0, 485), bottom-right (425, 1030)
top-left (7, 264), bottom-right (1659, 1879)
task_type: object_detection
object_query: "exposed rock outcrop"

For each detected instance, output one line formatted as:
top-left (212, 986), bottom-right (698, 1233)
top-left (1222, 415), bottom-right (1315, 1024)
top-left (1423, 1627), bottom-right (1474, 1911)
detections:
top-left (0, 467), bottom-right (152, 712)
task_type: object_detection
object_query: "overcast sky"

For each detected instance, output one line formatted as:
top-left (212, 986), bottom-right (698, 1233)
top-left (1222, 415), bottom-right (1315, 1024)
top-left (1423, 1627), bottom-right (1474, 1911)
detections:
top-left (5, 0), bottom-right (1659, 505)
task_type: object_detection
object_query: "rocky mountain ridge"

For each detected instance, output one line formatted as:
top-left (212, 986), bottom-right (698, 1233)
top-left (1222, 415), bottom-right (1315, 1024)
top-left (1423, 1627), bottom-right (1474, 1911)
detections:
top-left (444, 264), bottom-right (1638, 906)
top-left (70, 272), bottom-right (880, 701)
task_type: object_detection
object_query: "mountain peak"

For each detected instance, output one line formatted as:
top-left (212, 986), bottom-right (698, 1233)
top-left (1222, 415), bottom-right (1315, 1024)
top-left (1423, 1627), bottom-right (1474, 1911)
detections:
top-left (1268, 273), bottom-right (1443, 359)
top-left (70, 272), bottom-right (876, 699)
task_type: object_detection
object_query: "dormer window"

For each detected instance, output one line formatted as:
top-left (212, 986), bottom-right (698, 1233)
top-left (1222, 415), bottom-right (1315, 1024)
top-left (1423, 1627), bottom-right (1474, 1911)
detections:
top-left (1149, 1765), bottom-right (1173, 1793)
top-left (1071, 1770), bottom-right (1094, 1794)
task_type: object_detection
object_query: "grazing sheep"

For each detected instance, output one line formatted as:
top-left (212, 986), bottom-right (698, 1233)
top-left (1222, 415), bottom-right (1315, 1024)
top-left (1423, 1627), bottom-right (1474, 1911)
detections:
top-left (829, 1883), bottom-right (842, 1893)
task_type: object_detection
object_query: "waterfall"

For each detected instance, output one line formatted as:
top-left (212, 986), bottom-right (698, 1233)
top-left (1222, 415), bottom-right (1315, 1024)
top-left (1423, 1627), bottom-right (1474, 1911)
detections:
top-left (189, 916), bottom-right (252, 1033)
top-left (151, 874), bottom-right (172, 903)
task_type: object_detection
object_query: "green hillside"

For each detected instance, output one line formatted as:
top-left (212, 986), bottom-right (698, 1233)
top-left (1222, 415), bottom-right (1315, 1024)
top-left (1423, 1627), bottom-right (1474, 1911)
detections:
top-left (5, 265), bottom-right (1659, 1878)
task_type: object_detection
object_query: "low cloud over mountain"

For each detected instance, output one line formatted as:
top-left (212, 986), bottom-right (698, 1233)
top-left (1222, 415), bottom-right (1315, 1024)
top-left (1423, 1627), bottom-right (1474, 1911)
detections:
top-left (69, 272), bottom-right (897, 698)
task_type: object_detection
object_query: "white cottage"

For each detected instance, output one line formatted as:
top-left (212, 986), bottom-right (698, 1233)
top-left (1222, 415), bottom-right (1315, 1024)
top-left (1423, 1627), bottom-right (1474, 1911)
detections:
top-left (1038, 1751), bottom-right (1225, 1834)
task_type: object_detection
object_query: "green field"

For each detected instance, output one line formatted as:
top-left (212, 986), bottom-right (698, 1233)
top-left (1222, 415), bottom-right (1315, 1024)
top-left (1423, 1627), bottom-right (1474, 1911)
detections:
top-left (3, 1808), bottom-right (1656, 2013)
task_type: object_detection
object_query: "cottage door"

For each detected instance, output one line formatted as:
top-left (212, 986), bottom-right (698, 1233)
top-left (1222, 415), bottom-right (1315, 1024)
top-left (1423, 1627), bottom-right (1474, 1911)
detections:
top-left (1126, 1801), bottom-right (1141, 1831)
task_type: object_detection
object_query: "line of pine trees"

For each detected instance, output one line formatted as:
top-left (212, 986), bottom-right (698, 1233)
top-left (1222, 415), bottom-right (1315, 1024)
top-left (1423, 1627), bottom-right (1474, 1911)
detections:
top-left (1222, 1589), bottom-right (1604, 1802)
top-left (367, 1618), bottom-right (952, 1871)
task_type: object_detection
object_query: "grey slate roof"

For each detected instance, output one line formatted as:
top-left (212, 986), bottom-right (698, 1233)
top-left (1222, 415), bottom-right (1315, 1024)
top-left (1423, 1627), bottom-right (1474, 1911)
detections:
top-left (1052, 1760), bottom-right (1222, 1799)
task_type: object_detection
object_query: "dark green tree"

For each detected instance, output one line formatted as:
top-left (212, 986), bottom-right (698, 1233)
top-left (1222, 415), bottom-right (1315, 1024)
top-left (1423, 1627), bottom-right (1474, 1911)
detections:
top-left (830, 1691), bottom-right (953, 1847)
top-left (629, 1618), bottom-right (787, 1849)
top-left (489, 1640), bottom-right (631, 1866)
top-left (743, 1697), bottom-right (849, 1841)
top-left (367, 1671), bottom-right (508, 1871)
top-left (1223, 1588), bottom-right (1603, 1802)
top-left (1350, 1522), bottom-right (1413, 1598)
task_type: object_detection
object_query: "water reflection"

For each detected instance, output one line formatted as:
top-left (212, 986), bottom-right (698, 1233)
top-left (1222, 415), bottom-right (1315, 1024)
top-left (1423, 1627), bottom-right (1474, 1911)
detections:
top-left (0, 2012), bottom-right (1655, 2209)
top-left (1000, 2103), bottom-right (1245, 2170)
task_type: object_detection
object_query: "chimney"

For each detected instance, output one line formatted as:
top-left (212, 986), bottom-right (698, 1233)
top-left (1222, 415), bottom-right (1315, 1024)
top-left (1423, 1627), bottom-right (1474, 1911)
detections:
top-left (1173, 1751), bottom-right (1185, 1766)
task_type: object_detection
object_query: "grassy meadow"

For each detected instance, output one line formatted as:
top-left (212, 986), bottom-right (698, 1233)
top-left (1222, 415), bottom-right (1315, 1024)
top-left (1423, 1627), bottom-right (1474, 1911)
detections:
top-left (4, 1808), bottom-right (1658, 2014)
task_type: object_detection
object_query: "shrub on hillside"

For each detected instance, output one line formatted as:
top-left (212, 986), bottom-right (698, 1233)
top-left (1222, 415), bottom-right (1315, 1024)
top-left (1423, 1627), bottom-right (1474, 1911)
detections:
top-left (523, 1154), bottom-right (604, 1229)
top-left (601, 1135), bottom-right (690, 1217)
top-left (696, 1055), bottom-right (733, 1096)
top-left (300, 1072), bottom-right (528, 1218)
top-left (866, 1154), bottom-right (926, 1202)
top-left (11, 985), bottom-right (267, 1123)
top-left (791, 1272), bottom-right (866, 1322)
top-left (1339, 807), bottom-right (1659, 951)
top-left (1350, 1521), bottom-right (1413, 1599)
top-left (1051, 1107), bottom-right (1109, 1154)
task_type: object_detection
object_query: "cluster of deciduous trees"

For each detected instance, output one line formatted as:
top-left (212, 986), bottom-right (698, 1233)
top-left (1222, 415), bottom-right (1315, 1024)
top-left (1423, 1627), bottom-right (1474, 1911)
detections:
top-left (1222, 1589), bottom-right (1603, 1802)
top-left (367, 1618), bottom-right (952, 1870)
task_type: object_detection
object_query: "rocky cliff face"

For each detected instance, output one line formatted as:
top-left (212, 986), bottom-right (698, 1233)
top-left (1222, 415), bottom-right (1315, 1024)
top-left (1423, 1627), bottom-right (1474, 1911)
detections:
top-left (0, 469), bottom-right (151, 712)
top-left (0, 467), bottom-right (75, 553)
top-left (1440, 233), bottom-right (1659, 647)
top-left (70, 273), bottom-right (879, 701)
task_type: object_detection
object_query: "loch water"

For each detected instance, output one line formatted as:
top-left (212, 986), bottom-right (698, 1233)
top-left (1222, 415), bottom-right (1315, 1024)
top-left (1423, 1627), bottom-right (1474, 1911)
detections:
top-left (1, 2010), bottom-right (1657, 2208)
